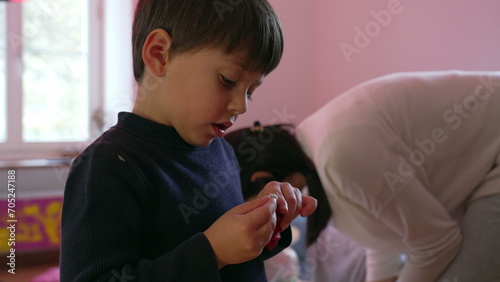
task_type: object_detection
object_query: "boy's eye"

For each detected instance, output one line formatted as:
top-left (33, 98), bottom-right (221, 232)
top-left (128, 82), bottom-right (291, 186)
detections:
top-left (221, 75), bottom-right (236, 87)
top-left (220, 74), bottom-right (254, 100)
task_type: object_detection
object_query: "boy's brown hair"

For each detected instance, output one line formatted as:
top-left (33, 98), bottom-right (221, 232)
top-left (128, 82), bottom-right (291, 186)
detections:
top-left (132, 0), bottom-right (284, 82)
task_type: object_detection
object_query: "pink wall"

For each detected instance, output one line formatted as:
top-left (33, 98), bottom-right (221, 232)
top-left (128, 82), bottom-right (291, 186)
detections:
top-left (233, 0), bottom-right (317, 130)
top-left (236, 0), bottom-right (500, 130)
top-left (314, 0), bottom-right (500, 107)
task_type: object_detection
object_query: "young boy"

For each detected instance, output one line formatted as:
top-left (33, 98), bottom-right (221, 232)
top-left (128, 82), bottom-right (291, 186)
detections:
top-left (60, 0), bottom-right (317, 281)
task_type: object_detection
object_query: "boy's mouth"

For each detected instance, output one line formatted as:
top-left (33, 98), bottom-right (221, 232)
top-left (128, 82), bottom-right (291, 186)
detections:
top-left (212, 122), bottom-right (233, 137)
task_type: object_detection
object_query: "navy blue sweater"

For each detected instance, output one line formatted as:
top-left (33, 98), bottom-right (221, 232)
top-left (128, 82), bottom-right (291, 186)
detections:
top-left (61, 112), bottom-right (290, 281)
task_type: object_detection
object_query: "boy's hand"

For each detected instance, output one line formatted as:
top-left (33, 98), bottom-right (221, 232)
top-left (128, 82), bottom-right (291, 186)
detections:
top-left (256, 181), bottom-right (317, 231)
top-left (204, 195), bottom-right (279, 269)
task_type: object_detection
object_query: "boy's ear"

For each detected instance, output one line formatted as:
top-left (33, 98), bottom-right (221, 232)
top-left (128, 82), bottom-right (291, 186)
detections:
top-left (142, 28), bottom-right (172, 77)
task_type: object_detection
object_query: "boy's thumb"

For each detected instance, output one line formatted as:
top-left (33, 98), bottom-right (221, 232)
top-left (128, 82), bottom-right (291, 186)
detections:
top-left (237, 195), bottom-right (276, 215)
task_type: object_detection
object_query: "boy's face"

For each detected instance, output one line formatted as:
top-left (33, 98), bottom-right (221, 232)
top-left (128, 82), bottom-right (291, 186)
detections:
top-left (136, 47), bottom-right (265, 146)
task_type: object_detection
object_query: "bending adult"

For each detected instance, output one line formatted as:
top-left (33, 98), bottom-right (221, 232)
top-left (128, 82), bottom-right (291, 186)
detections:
top-left (296, 71), bottom-right (500, 282)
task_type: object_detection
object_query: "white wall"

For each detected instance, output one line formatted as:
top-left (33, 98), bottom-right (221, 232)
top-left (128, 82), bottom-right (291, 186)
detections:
top-left (103, 0), bottom-right (136, 130)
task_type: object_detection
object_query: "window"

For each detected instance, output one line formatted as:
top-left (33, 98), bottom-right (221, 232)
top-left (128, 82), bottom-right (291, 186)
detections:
top-left (1, 0), bottom-right (136, 160)
top-left (0, 0), bottom-right (100, 159)
top-left (0, 3), bottom-right (6, 143)
top-left (22, 0), bottom-right (89, 142)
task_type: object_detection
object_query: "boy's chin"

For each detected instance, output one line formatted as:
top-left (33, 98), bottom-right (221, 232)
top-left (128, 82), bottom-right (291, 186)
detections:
top-left (197, 139), bottom-right (215, 147)
top-left (185, 136), bottom-right (215, 147)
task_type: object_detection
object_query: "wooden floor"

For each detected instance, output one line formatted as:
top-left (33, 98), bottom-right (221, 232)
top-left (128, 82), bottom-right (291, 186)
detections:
top-left (0, 263), bottom-right (59, 282)
top-left (0, 250), bottom-right (59, 282)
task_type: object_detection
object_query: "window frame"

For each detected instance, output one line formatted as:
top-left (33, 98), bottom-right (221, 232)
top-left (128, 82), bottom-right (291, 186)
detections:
top-left (0, 0), bottom-right (103, 160)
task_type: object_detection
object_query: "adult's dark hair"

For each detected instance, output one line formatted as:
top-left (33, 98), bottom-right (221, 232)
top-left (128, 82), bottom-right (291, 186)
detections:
top-left (132, 0), bottom-right (284, 82)
top-left (224, 123), bottom-right (332, 246)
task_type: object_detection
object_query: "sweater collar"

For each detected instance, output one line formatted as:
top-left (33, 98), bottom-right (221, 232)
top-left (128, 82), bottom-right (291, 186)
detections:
top-left (115, 112), bottom-right (209, 150)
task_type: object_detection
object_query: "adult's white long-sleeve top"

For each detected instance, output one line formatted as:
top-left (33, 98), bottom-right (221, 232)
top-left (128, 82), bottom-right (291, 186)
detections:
top-left (296, 71), bottom-right (500, 282)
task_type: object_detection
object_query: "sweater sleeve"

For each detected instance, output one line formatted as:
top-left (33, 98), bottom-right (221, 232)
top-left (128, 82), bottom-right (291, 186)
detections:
top-left (60, 144), bottom-right (221, 282)
top-left (375, 178), bottom-right (462, 282)
top-left (365, 249), bottom-right (402, 280)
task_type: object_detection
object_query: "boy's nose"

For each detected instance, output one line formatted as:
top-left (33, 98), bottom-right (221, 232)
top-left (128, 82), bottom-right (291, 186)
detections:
top-left (228, 91), bottom-right (248, 115)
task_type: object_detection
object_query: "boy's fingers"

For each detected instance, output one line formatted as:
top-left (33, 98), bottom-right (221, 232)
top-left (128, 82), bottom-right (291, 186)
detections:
top-left (293, 187), bottom-right (303, 216)
top-left (299, 195), bottom-right (318, 217)
top-left (244, 196), bottom-right (277, 229)
top-left (278, 183), bottom-right (302, 228)
top-left (259, 181), bottom-right (289, 214)
top-left (285, 187), bottom-right (304, 228)
top-left (235, 195), bottom-right (276, 216)
top-left (272, 183), bottom-right (290, 215)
